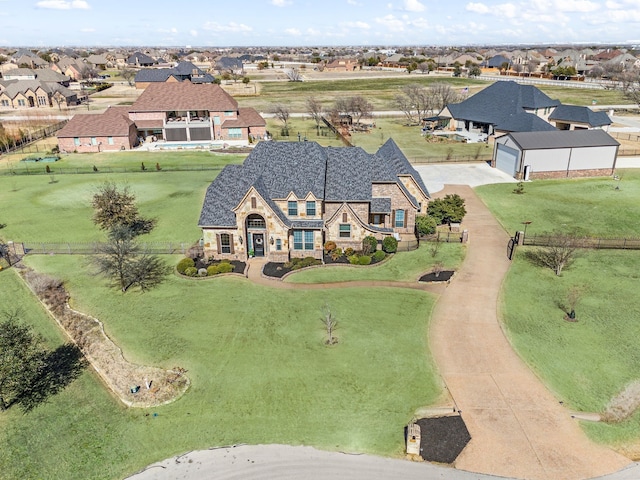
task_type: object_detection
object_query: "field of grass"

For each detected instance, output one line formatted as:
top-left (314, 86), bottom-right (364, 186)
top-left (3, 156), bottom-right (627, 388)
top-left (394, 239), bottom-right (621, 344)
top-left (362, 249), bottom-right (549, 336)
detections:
top-left (0, 170), bottom-right (221, 242)
top-left (475, 169), bottom-right (640, 238)
top-left (0, 257), bottom-right (441, 480)
top-left (286, 243), bottom-right (465, 284)
top-left (502, 249), bottom-right (640, 446)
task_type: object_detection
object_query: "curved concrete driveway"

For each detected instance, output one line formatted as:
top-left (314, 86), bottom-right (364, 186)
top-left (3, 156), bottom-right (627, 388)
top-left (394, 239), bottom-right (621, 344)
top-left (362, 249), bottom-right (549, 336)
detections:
top-left (429, 185), bottom-right (630, 480)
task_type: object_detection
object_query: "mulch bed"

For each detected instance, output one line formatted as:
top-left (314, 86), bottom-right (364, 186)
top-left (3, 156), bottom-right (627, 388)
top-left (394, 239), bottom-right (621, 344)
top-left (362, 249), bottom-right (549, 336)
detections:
top-left (323, 254), bottom-right (350, 264)
top-left (195, 258), bottom-right (246, 274)
top-left (263, 262), bottom-right (291, 278)
top-left (419, 270), bottom-right (455, 282)
top-left (415, 415), bottom-right (471, 463)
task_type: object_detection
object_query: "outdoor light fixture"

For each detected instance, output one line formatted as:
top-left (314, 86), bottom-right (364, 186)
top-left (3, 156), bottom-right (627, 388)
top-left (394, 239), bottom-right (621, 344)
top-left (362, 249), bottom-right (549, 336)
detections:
top-left (238, 235), bottom-right (243, 244)
top-left (270, 236), bottom-right (274, 245)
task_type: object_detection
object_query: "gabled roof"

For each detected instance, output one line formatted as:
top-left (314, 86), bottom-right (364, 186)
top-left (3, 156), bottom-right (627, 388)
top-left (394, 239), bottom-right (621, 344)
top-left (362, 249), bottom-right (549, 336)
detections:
top-left (130, 82), bottom-right (238, 112)
top-left (134, 68), bottom-right (179, 83)
top-left (495, 113), bottom-right (558, 133)
top-left (215, 57), bottom-right (243, 70)
top-left (57, 106), bottom-right (134, 138)
top-left (443, 81), bottom-right (560, 127)
top-left (486, 55), bottom-right (510, 67)
top-left (549, 105), bottom-right (611, 127)
top-left (173, 61), bottom-right (204, 75)
top-left (198, 140), bottom-right (430, 228)
top-left (221, 108), bottom-right (266, 128)
top-left (506, 129), bottom-right (619, 150)
top-left (127, 52), bottom-right (156, 65)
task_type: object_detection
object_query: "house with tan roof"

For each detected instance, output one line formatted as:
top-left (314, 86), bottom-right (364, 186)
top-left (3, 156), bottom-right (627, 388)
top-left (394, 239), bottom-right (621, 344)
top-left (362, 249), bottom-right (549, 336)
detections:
top-left (56, 106), bottom-right (138, 153)
top-left (56, 82), bottom-right (266, 152)
top-left (0, 79), bottom-right (78, 110)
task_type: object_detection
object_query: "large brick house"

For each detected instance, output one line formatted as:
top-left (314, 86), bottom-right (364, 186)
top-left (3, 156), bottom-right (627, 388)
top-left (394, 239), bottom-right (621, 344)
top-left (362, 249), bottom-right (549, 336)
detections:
top-left (56, 82), bottom-right (266, 152)
top-left (198, 139), bottom-right (430, 262)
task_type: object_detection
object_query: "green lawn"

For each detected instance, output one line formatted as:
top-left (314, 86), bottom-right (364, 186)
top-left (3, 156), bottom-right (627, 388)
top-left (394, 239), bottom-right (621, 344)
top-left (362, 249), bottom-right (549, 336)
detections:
top-left (475, 170), bottom-right (640, 238)
top-left (502, 249), bottom-right (640, 446)
top-left (286, 243), bottom-right (465, 284)
top-left (0, 150), bottom-right (246, 175)
top-left (0, 170), bottom-right (223, 243)
top-left (0, 257), bottom-right (441, 479)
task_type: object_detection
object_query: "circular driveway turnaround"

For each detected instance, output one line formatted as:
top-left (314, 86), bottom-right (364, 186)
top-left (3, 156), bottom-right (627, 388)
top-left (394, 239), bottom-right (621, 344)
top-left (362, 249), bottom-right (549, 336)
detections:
top-left (414, 162), bottom-right (519, 194)
top-left (428, 185), bottom-right (630, 480)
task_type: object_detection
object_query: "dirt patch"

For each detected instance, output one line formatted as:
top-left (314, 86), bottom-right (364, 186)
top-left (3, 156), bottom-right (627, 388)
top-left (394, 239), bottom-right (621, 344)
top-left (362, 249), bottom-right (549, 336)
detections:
top-left (415, 415), bottom-right (471, 463)
top-left (419, 270), bottom-right (455, 282)
top-left (21, 268), bottom-right (189, 408)
top-left (602, 381), bottom-right (640, 423)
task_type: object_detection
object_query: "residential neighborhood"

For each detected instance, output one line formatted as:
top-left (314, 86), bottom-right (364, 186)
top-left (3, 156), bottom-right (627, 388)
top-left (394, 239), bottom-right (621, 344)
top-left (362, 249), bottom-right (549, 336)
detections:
top-left (3, 12), bottom-right (640, 480)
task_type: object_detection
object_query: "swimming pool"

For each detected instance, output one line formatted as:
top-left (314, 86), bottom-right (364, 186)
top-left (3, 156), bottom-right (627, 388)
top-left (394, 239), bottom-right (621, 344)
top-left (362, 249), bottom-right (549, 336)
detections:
top-left (153, 142), bottom-right (224, 150)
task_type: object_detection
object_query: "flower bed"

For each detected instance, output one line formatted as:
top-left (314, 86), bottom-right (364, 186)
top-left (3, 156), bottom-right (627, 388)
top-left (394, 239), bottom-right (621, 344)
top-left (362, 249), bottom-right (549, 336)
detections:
top-left (176, 257), bottom-right (246, 278)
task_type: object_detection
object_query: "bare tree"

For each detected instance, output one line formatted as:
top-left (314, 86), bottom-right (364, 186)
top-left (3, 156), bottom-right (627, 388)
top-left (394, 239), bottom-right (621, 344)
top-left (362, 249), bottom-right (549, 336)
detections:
top-left (526, 232), bottom-right (584, 276)
top-left (286, 68), bottom-right (302, 82)
top-left (320, 304), bottom-right (338, 345)
top-left (512, 63), bottom-right (524, 77)
top-left (619, 68), bottom-right (640, 107)
top-left (429, 83), bottom-right (460, 112)
top-left (306, 96), bottom-right (324, 132)
top-left (347, 95), bottom-right (373, 127)
top-left (120, 67), bottom-right (136, 87)
top-left (526, 60), bottom-right (539, 76)
top-left (393, 84), bottom-right (432, 125)
top-left (270, 103), bottom-right (291, 135)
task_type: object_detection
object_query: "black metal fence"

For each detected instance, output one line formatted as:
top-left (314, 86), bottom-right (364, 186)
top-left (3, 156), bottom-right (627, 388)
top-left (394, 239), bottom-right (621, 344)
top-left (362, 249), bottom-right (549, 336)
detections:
top-left (21, 241), bottom-right (198, 255)
top-left (0, 120), bottom-right (68, 154)
top-left (1, 164), bottom-right (223, 176)
top-left (522, 234), bottom-right (640, 250)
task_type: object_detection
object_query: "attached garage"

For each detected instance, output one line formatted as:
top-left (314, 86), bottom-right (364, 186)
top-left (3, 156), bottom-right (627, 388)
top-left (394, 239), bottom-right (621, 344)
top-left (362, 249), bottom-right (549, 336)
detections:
top-left (492, 130), bottom-right (619, 179)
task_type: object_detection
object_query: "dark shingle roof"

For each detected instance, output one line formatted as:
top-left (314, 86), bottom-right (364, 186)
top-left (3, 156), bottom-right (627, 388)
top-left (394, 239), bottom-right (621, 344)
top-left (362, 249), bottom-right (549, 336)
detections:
top-left (199, 140), bottom-right (430, 228)
top-left (444, 81), bottom-right (560, 127)
top-left (495, 113), bottom-right (559, 133)
top-left (376, 139), bottom-right (430, 197)
top-left (507, 129), bottom-right (620, 150)
top-left (127, 52), bottom-right (155, 65)
top-left (134, 69), bottom-right (177, 83)
top-left (548, 105), bottom-right (612, 127)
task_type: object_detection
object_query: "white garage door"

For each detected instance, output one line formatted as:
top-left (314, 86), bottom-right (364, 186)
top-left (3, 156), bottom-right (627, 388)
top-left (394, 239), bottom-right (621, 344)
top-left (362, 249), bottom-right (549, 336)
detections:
top-left (495, 144), bottom-right (519, 177)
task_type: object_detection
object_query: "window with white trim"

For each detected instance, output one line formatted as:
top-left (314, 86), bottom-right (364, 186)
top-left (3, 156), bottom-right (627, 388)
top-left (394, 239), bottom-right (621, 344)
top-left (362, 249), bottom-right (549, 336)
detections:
top-left (339, 224), bottom-right (351, 238)
top-left (107, 137), bottom-right (114, 145)
top-left (395, 209), bottom-right (405, 228)
top-left (228, 128), bottom-right (242, 139)
top-left (91, 137), bottom-right (97, 145)
top-left (220, 233), bottom-right (231, 253)
top-left (293, 230), bottom-right (314, 250)
top-left (306, 201), bottom-right (316, 216)
top-left (288, 201), bottom-right (298, 216)
top-left (276, 239), bottom-right (282, 251)
top-left (73, 137), bottom-right (80, 146)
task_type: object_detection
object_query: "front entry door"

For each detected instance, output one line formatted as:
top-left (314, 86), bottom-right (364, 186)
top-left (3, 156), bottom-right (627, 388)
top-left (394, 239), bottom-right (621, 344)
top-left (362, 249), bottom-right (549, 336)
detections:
top-left (253, 233), bottom-right (265, 257)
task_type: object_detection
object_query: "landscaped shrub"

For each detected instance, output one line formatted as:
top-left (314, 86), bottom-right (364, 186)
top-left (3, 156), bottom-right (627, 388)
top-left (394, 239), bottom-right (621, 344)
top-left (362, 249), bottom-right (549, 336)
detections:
top-left (324, 241), bottom-right (337, 253)
top-left (217, 262), bottom-right (235, 273)
top-left (416, 214), bottom-right (437, 236)
top-left (348, 254), bottom-right (360, 265)
top-left (382, 236), bottom-right (398, 253)
top-left (427, 194), bottom-right (466, 225)
top-left (331, 247), bottom-right (343, 261)
top-left (207, 265), bottom-right (219, 275)
top-left (177, 257), bottom-right (195, 274)
top-left (183, 266), bottom-right (198, 277)
top-left (362, 235), bottom-right (378, 255)
top-left (372, 250), bottom-right (386, 262)
top-left (344, 247), bottom-right (355, 257)
top-left (288, 256), bottom-right (322, 270)
top-left (358, 255), bottom-right (372, 265)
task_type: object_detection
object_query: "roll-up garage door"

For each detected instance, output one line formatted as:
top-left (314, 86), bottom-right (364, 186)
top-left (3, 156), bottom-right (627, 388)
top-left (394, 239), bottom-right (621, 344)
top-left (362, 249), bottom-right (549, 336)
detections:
top-left (495, 143), bottom-right (519, 177)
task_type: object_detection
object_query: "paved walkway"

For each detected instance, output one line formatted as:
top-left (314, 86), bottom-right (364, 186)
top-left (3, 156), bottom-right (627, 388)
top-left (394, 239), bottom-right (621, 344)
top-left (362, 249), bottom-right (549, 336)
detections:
top-left (429, 185), bottom-right (630, 480)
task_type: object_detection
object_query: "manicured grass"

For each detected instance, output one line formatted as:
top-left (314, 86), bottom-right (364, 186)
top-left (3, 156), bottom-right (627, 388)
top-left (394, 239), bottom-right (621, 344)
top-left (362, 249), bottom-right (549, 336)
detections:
top-left (537, 85), bottom-right (628, 106)
top-left (0, 255), bottom-right (441, 479)
top-left (0, 170), bottom-right (220, 242)
top-left (0, 150), bottom-right (246, 175)
top-left (286, 243), bottom-right (465, 284)
top-left (501, 249), bottom-right (640, 446)
top-left (475, 170), bottom-right (640, 237)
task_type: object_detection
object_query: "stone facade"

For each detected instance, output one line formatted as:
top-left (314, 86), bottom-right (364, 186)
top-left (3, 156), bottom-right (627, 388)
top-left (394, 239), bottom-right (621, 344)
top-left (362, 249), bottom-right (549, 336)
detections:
top-left (528, 168), bottom-right (614, 180)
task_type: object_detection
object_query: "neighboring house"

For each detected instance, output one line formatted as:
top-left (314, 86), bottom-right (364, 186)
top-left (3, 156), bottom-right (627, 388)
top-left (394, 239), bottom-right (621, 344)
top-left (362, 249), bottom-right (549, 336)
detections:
top-left (493, 129), bottom-right (619, 179)
top-left (484, 54), bottom-right (510, 69)
top-left (215, 57), bottom-right (244, 74)
top-left (128, 82), bottom-right (265, 143)
top-left (56, 82), bottom-right (266, 150)
top-left (86, 54), bottom-right (109, 70)
top-left (52, 58), bottom-right (85, 80)
top-left (134, 61), bottom-right (215, 89)
top-left (439, 81), bottom-right (561, 137)
top-left (3, 67), bottom-right (70, 86)
top-left (324, 58), bottom-right (359, 72)
top-left (198, 139), bottom-right (430, 262)
top-left (548, 105), bottom-right (612, 131)
top-left (127, 52), bottom-right (156, 67)
top-left (0, 79), bottom-right (78, 109)
top-left (56, 106), bottom-right (138, 153)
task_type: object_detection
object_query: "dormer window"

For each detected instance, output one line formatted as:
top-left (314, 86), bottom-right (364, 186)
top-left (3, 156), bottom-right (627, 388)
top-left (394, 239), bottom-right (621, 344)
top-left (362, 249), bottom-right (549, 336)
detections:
top-left (288, 200), bottom-right (298, 216)
top-left (306, 201), bottom-right (316, 216)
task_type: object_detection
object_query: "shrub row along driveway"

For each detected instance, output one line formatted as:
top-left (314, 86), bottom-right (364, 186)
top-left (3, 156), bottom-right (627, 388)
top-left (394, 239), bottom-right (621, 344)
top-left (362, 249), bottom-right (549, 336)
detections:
top-left (429, 185), bottom-right (630, 480)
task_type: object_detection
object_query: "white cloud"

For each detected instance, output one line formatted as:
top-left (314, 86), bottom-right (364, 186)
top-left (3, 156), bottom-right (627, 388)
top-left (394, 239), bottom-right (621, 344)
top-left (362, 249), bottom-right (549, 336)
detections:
top-left (466, 2), bottom-right (490, 14)
top-left (80, 27), bottom-right (94, 32)
top-left (341, 20), bottom-right (370, 29)
top-left (375, 14), bottom-right (406, 32)
top-left (497, 3), bottom-right (517, 18)
top-left (346, 0), bottom-right (362, 5)
top-left (36, 0), bottom-right (89, 9)
top-left (190, 29), bottom-right (198, 37)
top-left (403, 0), bottom-right (425, 12)
top-left (171, 27), bottom-right (178, 33)
top-left (271, 0), bottom-right (291, 6)
top-left (285, 27), bottom-right (301, 35)
top-left (202, 21), bottom-right (252, 32)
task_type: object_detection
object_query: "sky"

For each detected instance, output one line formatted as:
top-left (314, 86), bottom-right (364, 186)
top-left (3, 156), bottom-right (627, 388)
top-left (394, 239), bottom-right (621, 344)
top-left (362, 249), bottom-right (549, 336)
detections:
top-left (1, 0), bottom-right (639, 47)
